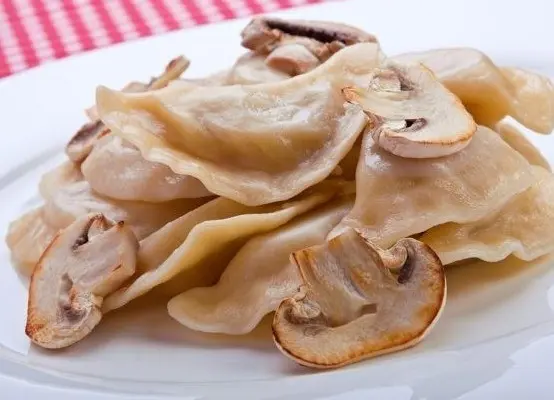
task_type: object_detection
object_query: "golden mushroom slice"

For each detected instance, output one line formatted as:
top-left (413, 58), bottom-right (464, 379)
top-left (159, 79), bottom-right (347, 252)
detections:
top-left (272, 228), bottom-right (446, 369)
top-left (393, 48), bottom-right (554, 134)
top-left (343, 63), bottom-right (476, 158)
top-left (26, 213), bottom-right (138, 349)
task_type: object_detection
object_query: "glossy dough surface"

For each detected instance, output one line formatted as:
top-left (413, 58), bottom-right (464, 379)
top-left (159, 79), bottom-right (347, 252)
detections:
top-left (422, 166), bottom-right (554, 264)
top-left (167, 196), bottom-right (353, 334)
top-left (334, 126), bottom-right (535, 246)
top-left (96, 43), bottom-right (382, 206)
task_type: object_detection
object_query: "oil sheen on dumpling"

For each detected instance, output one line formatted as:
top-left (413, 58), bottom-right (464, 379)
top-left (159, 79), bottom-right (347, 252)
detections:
top-left (102, 181), bottom-right (346, 312)
top-left (96, 43), bottom-right (383, 206)
top-left (421, 166), bottom-right (554, 265)
top-left (393, 49), bottom-right (554, 133)
top-left (167, 195), bottom-right (353, 335)
top-left (82, 135), bottom-right (212, 202)
top-left (334, 126), bottom-right (535, 247)
top-left (494, 120), bottom-right (551, 171)
top-left (6, 207), bottom-right (57, 276)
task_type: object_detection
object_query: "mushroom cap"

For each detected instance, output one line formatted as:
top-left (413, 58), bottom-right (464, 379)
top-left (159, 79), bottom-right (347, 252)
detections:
top-left (272, 228), bottom-right (446, 369)
top-left (343, 62), bottom-right (477, 158)
top-left (26, 213), bottom-right (138, 349)
top-left (241, 18), bottom-right (376, 53)
top-left (240, 17), bottom-right (376, 77)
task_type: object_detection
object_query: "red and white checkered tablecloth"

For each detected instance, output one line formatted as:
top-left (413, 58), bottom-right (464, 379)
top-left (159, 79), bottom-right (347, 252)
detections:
top-left (0, 0), bottom-right (331, 79)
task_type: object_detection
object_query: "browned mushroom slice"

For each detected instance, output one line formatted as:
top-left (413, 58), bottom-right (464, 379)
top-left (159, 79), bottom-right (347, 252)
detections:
top-left (242, 17), bottom-right (376, 55)
top-left (239, 17), bottom-right (376, 77)
top-left (272, 228), bottom-right (446, 369)
top-left (343, 63), bottom-right (476, 158)
top-left (26, 213), bottom-right (138, 349)
top-left (66, 56), bottom-right (190, 163)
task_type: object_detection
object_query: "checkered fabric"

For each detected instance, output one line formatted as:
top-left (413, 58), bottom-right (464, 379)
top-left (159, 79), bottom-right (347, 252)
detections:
top-left (0, 0), bottom-right (331, 78)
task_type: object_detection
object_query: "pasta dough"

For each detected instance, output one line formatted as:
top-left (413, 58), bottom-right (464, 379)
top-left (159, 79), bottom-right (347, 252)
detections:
top-left (226, 52), bottom-right (290, 84)
top-left (167, 196), bottom-right (353, 335)
top-left (334, 126), bottom-right (535, 247)
top-left (494, 120), bottom-right (551, 171)
top-left (6, 207), bottom-right (57, 276)
top-left (96, 43), bottom-right (383, 206)
top-left (103, 181), bottom-right (347, 312)
top-left (43, 179), bottom-right (205, 240)
top-left (82, 135), bottom-right (212, 202)
top-left (422, 166), bottom-right (554, 264)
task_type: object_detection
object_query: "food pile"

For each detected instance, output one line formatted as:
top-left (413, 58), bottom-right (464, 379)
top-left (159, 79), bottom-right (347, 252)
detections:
top-left (7, 17), bottom-right (554, 369)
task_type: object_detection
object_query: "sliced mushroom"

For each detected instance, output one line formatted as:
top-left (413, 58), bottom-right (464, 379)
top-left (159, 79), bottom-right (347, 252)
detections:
top-left (393, 48), bottom-right (554, 134)
top-left (240, 17), bottom-right (376, 76)
top-left (26, 213), bottom-right (138, 349)
top-left (67, 56), bottom-right (190, 163)
top-left (343, 63), bottom-right (476, 158)
top-left (272, 228), bottom-right (446, 369)
top-left (265, 43), bottom-right (321, 76)
top-left (242, 18), bottom-right (376, 55)
top-left (65, 120), bottom-right (110, 163)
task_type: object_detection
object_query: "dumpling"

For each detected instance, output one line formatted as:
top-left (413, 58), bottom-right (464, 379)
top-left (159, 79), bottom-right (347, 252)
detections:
top-left (167, 195), bottom-right (353, 335)
top-left (85, 56), bottom-right (190, 122)
top-left (39, 162), bottom-right (206, 237)
top-left (421, 166), bottom-right (554, 264)
top-left (494, 120), bottom-right (551, 171)
top-left (43, 179), bottom-right (205, 239)
top-left (7, 163), bottom-right (81, 274)
top-left (102, 180), bottom-right (346, 312)
top-left (393, 48), bottom-right (554, 133)
top-left (6, 207), bottom-right (57, 276)
top-left (82, 135), bottom-right (212, 202)
top-left (333, 126), bottom-right (535, 247)
top-left (72, 57), bottom-right (191, 164)
top-left (96, 43), bottom-right (383, 206)
top-left (7, 160), bottom-right (207, 272)
top-left (39, 161), bottom-right (83, 199)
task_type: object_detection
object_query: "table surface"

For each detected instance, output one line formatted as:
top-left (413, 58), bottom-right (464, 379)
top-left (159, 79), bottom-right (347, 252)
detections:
top-left (0, 0), bottom-right (332, 79)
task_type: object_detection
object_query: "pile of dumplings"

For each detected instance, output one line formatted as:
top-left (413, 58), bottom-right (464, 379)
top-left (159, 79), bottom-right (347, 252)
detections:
top-left (7, 17), bottom-right (554, 370)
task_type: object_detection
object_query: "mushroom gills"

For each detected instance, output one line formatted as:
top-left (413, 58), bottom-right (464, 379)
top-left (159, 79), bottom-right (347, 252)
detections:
top-left (26, 213), bottom-right (138, 349)
top-left (343, 62), bottom-right (477, 158)
top-left (393, 48), bottom-right (554, 134)
top-left (272, 228), bottom-right (446, 369)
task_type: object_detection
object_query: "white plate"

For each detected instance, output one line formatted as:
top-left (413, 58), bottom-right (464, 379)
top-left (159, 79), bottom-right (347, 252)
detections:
top-left (2, 0), bottom-right (554, 398)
